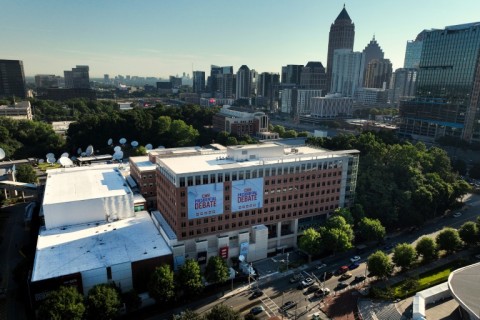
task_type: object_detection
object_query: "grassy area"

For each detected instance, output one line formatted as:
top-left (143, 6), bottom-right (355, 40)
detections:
top-left (37, 162), bottom-right (61, 171)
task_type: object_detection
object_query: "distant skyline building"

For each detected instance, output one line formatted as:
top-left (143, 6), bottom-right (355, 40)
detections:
top-left (207, 65), bottom-right (234, 98)
top-left (362, 36), bottom-right (385, 86)
top-left (281, 89), bottom-right (323, 115)
top-left (103, 74), bottom-right (109, 84)
top-left (389, 68), bottom-right (417, 106)
top-left (257, 72), bottom-right (280, 111)
top-left (310, 94), bottom-right (353, 119)
top-left (404, 31), bottom-right (426, 69)
top-left (34, 74), bottom-right (61, 88)
top-left (364, 58), bottom-right (392, 89)
top-left (281, 64), bottom-right (303, 85)
top-left (399, 22), bottom-right (480, 143)
top-left (330, 49), bottom-right (365, 97)
top-left (192, 71), bottom-right (205, 94)
top-left (64, 65), bottom-right (90, 89)
top-left (300, 61), bottom-right (327, 92)
top-left (0, 59), bottom-right (27, 99)
top-left (235, 65), bottom-right (251, 99)
top-left (326, 5), bottom-right (355, 93)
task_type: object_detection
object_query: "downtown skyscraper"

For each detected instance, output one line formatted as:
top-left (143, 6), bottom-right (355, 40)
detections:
top-left (326, 5), bottom-right (355, 93)
top-left (0, 59), bottom-right (26, 99)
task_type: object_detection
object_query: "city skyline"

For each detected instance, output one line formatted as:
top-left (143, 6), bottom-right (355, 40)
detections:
top-left (2, 0), bottom-right (480, 78)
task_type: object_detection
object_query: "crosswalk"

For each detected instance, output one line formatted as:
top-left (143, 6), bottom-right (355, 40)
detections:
top-left (259, 294), bottom-right (279, 317)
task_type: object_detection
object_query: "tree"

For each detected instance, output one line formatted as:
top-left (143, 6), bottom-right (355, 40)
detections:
top-left (367, 251), bottom-right (392, 279)
top-left (174, 310), bottom-right (203, 320)
top-left (148, 264), bottom-right (175, 302)
top-left (123, 289), bottom-right (141, 313)
top-left (205, 256), bottom-right (229, 285)
top-left (322, 216), bottom-right (354, 253)
top-left (415, 237), bottom-right (437, 262)
top-left (15, 164), bottom-right (37, 183)
top-left (85, 284), bottom-right (121, 320)
top-left (358, 217), bottom-right (386, 242)
top-left (392, 243), bottom-right (417, 270)
top-left (298, 228), bottom-right (322, 256)
top-left (132, 146), bottom-right (147, 156)
top-left (459, 221), bottom-right (478, 246)
top-left (38, 286), bottom-right (85, 320)
top-left (334, 207), bottom-right (354, 225)
top-left (176, 259), bottom-right (204, 297)
top-left (204, 304), bottom-right (241, 320)
top-left (436, 228), bottom-right (462, 253)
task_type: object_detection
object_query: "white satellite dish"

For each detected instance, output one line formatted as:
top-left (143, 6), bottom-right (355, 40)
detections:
top-left (145, 143), bottom-right (153, 150)
top-left (107, 138), bottom-right (113, 146)
top-left (119, 138), bottom-right (127, 145)
top-left (46, 152), bottom-right (54, 159)
top-left (131, 141), bottom-right (138, 147)
top-left (61, 152), bottom-right (69, 158)
top-left (114, 146), bottom-right (121, 152)
top-left (0, 148), bottom-right (5, 160)
top-left (85, 145), bottom-right (94, 156)
top-left (46, 157), bottom-right (56, 164)
top-left (59, 157), bottom-right (74, 167)
top-left (77, 148), bottom-right (82, 155)
top-left (239, 255), bottom-right (245, 262)
top-left (113, 150), bottom-right (124, 160)
top-left (38, 159), bottom-right (44, 164)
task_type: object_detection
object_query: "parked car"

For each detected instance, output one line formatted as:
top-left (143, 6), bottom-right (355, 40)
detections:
top-left (350, 256), bottom-right (361, 263)
top-left (336, 266), bottom-right (349, 275)
top-left (289, 273), bottom-right (304, 283)
top-left (306, 284), bottom-right (320, 294)
top-left (348, 262), bottom-right (360, 270)
top-left (314, 287), bottom-right (331, 297)
top-left (320, 271), bottom-right (334, 281)
top-left (453, 212), bottom-right (462, 218)
top-left (354, 275), bottom-right (366, 282)
top-left (339, 272), bottom-right (353, 281)
top-left (250, 290), bottom-right (263, 299)
top-left (301, 277), bottom-right (315, 288)
top-left (281, 301), bottom-right (297, 311)
top-left (250, 306), bottom-right (265, 315)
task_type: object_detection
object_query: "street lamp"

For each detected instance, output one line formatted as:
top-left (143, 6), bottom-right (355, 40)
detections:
top-left (286, 253), bottom-right (289, 272)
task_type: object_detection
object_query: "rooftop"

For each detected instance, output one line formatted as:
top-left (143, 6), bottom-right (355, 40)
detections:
top-left (448, 262), bottom-right (480, 319)
top-left (31, 211), bottom-right (172, 282)
top-left (130, 156), bottom-right (156, 171)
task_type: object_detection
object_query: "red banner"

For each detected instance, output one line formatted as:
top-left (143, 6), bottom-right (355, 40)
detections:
top-left (219, 246), bottom-right (229, 259)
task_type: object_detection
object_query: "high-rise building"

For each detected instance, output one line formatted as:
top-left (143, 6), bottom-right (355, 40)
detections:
top-left (399, 22), bottom-right (480, 143)
top-left (207, 65), bottom-right (234, 98)
top-left (362, 36), bottom-right (385, 86)
top-left (103, 74), bottom-right (110, 84)
top-left (281, 65), bottom-right (303, 85)
top-left (300, 61), bottom-right (327, 92)
top-left (330, 49), bottom-right (365, 97)
top-left (192, 71), bottom-right (205, 94)
top-left (389, 68), bottom-right (417, 106)
top-left (326, 5), bottom-right (355, 93)
top-left (35, 74), bottom-right (61, 88)
top-left (64, 65), bottom-right (90, 89)
top-left (364, 59), bottom-right (392, 89)
top-left (257, 72), bottom-right (280, 111)
top-left (235, 65), bottom-right (251, 99)
top-left (0, 59), bottom-right (26, 99)
top-left (404, 31), bottom-right (426, 69)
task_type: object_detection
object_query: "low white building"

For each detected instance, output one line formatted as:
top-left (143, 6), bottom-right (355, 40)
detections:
top-left (310, 94), bottom-right (353, 118)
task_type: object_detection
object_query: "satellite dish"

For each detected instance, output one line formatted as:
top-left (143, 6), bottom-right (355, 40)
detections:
top-left (119, 138), bottom-right (127, 145)
top-left (61, 152), bottom-right (69, 158)
top-left (38, 159), bottom-right (44, 164)
top-left (107, 138), bottom-right (113, 146)
top-left (239, 255), bottom-right (245, 262)
top-left (81, 152), bottom-right (87, 157)
top-left (59, 157), bottom-right (74, 167)
top-left (145, 143), bottom-right (153, 150)
top-left (85, 145), bottom-right (94, 156)
top-left (46, 157), bottom-right (56, 164)
top-left (114, 146), bottom-right (121, 152)
top-left (46, 152), bottom-right (54, 159)
top-left (131, 141), bottom-right (138, 147)
top-left (113, 150), bottom-right (124, 160)
top-left (77, 148), bottom-right (82, 155)
top-left (0, 148), bottom-right (5, 160)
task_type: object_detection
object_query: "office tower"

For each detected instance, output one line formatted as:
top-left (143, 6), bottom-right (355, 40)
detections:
top-left (364, 59), bottom-right (392, 89)
top-left (331, 49), bottom-right (365, 97)
top-left (35, 74), bottom-right (60, 88)
top-left (326, 5), bottom-right (355, 93)
top-left (207, 65), bottom-right (234, 98)
top-left (64, 65), bottom-right (90, 89)
top-left (300, 61), bottom-right (327, 92)
top-left (104, 74), bottom-right (110, 84)
top-left (250, 69), bottom-right (258, 96)
top-left (404, 31), bottom-right (426, 69)
top-left (0, 59), bottom-right (26, 99)
top-left (169, 76), bottom-right (182, 89)
top-left (281, 65), bottom-right (303, 85)
top-left (236, 65), bottom-right (251, 99)
top-left (362, 36), bottom-right (385, 86)
top-left (257, 72), bottom-right (280, 111)
top-left (399, 22), bottom-right (480, 143)
top-left (192, 71), bottom-right (205, 94)
top-left (281, 88), bottom-right (322, 115)
top-left (389, 68), bottom-right (417, 106)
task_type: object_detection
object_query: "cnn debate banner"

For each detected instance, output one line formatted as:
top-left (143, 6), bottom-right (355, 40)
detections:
top-left (231, 178), bottom-right (264, 212)
top-left (187, 183), bottom-right (224, 219)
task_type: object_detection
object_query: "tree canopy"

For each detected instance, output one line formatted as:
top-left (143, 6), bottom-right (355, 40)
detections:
top-left (149, 264), bottom-right (175, 302)
top-left (415, 237), bottom-right (437, 262)
top-left (85, 284), bottom-right (121, 320)
top-left (15, 164), bottom-right (37, 183)
top-left (205, 256), bottom-right (229, 285)
top-left (436, 228), bottom-right (462, 253)
top-left (392, 243), bottom-right (417, 270)
top-left (458, 221), bottom-right (478, 246)
top-left (367, 251), bottom-right (392, 279)
top-left (176, 259), bottom-right (204, 297)
top-left (358, 217), bottom-right (386, 242)
top-left (204, 304), bottom-right (242, 320)
top-left (38, 286), bottom-right (85, 320)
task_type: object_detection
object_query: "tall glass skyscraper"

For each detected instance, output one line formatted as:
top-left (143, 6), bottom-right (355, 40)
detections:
top-left (399, 22), bottom-right (480, 143)
top-left (0, 59), bottom-right (26, 99)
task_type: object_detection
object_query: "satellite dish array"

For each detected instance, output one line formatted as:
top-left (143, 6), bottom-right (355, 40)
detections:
top-left (46, 152), bottom-right (56, 164)
top-left (0, 148), bottom-right (5, 160)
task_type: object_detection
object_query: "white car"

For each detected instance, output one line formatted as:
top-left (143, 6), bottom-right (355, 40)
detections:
top-left (350, 256), bottom-right (361, 263)
top-left (316, 263), bottom-right (327, 270)
top-left (453, 212), bottom-right (462, 218)
top-left (301, 277), bottom-right (314, 288)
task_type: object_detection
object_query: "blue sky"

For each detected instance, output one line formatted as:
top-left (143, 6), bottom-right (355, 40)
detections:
top-left (2, 0), bottom-right (480, 78)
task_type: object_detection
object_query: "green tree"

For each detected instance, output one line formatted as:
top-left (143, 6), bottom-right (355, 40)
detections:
top-left (173, 310), bottom-right (203, 320)
top-left (334, 207), bottom-right (355, 225)
top-left (204, 304), bottom-right (241, 320)
top-left (132, 145), bottom-right (147, 156)
top-left (322, 216), bottom-right (354, 253)
top-left (38, 286), bottom-right (85, 320)
top-left (148, 264), bottom-right (175, 302)
top-left (358, 217), bottom-right (386, 242)
top-left (283, 130), bottom-right (298, 138)
top-left (298, 228), bottom-right (322, 256)
top-left (415, 237), bottom-right (437, 262)
top-left (85, 284), bottom-right (121, 320)
top-left (392, 243), bottom-right (417, 270)
top-left (168, 119), bottom-right (199, 147)
top-left (367, 251), bottom-right (392, 279)
top-left (436, 228), bottom-right (462, 253)
top-left (205, 256), bottom-right (229, 285)
top-left (176, 259), bottom-right (204, 297)
top-left (15, 164), bottom-right (37, 183)
top-left (458, 221), bottom-right (478, 246)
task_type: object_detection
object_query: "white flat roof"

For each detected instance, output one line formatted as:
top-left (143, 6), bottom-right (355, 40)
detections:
top-left (43, 164), bottom-right (131, 205)
top-left (158, 144), bottom-right (357, 175)
top-left (31, 211), bottom-right (172, 282)
top-left (130, 156), bottom-right (156, 171)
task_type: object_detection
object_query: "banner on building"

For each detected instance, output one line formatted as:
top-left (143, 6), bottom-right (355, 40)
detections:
top-left (240, 241), bottom-right (249, 258)
top-left (219, 246), bottom-right (229, 259)
top-left (197, 251), bottom-right (207, 265)
top-left (187, 183), bottom-right (224, 219)
top-left (231, 178), bottom-right (264, 212)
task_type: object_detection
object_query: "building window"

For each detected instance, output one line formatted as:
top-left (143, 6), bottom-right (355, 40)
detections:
top-left (107, 267), bottom-right (112, 280)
